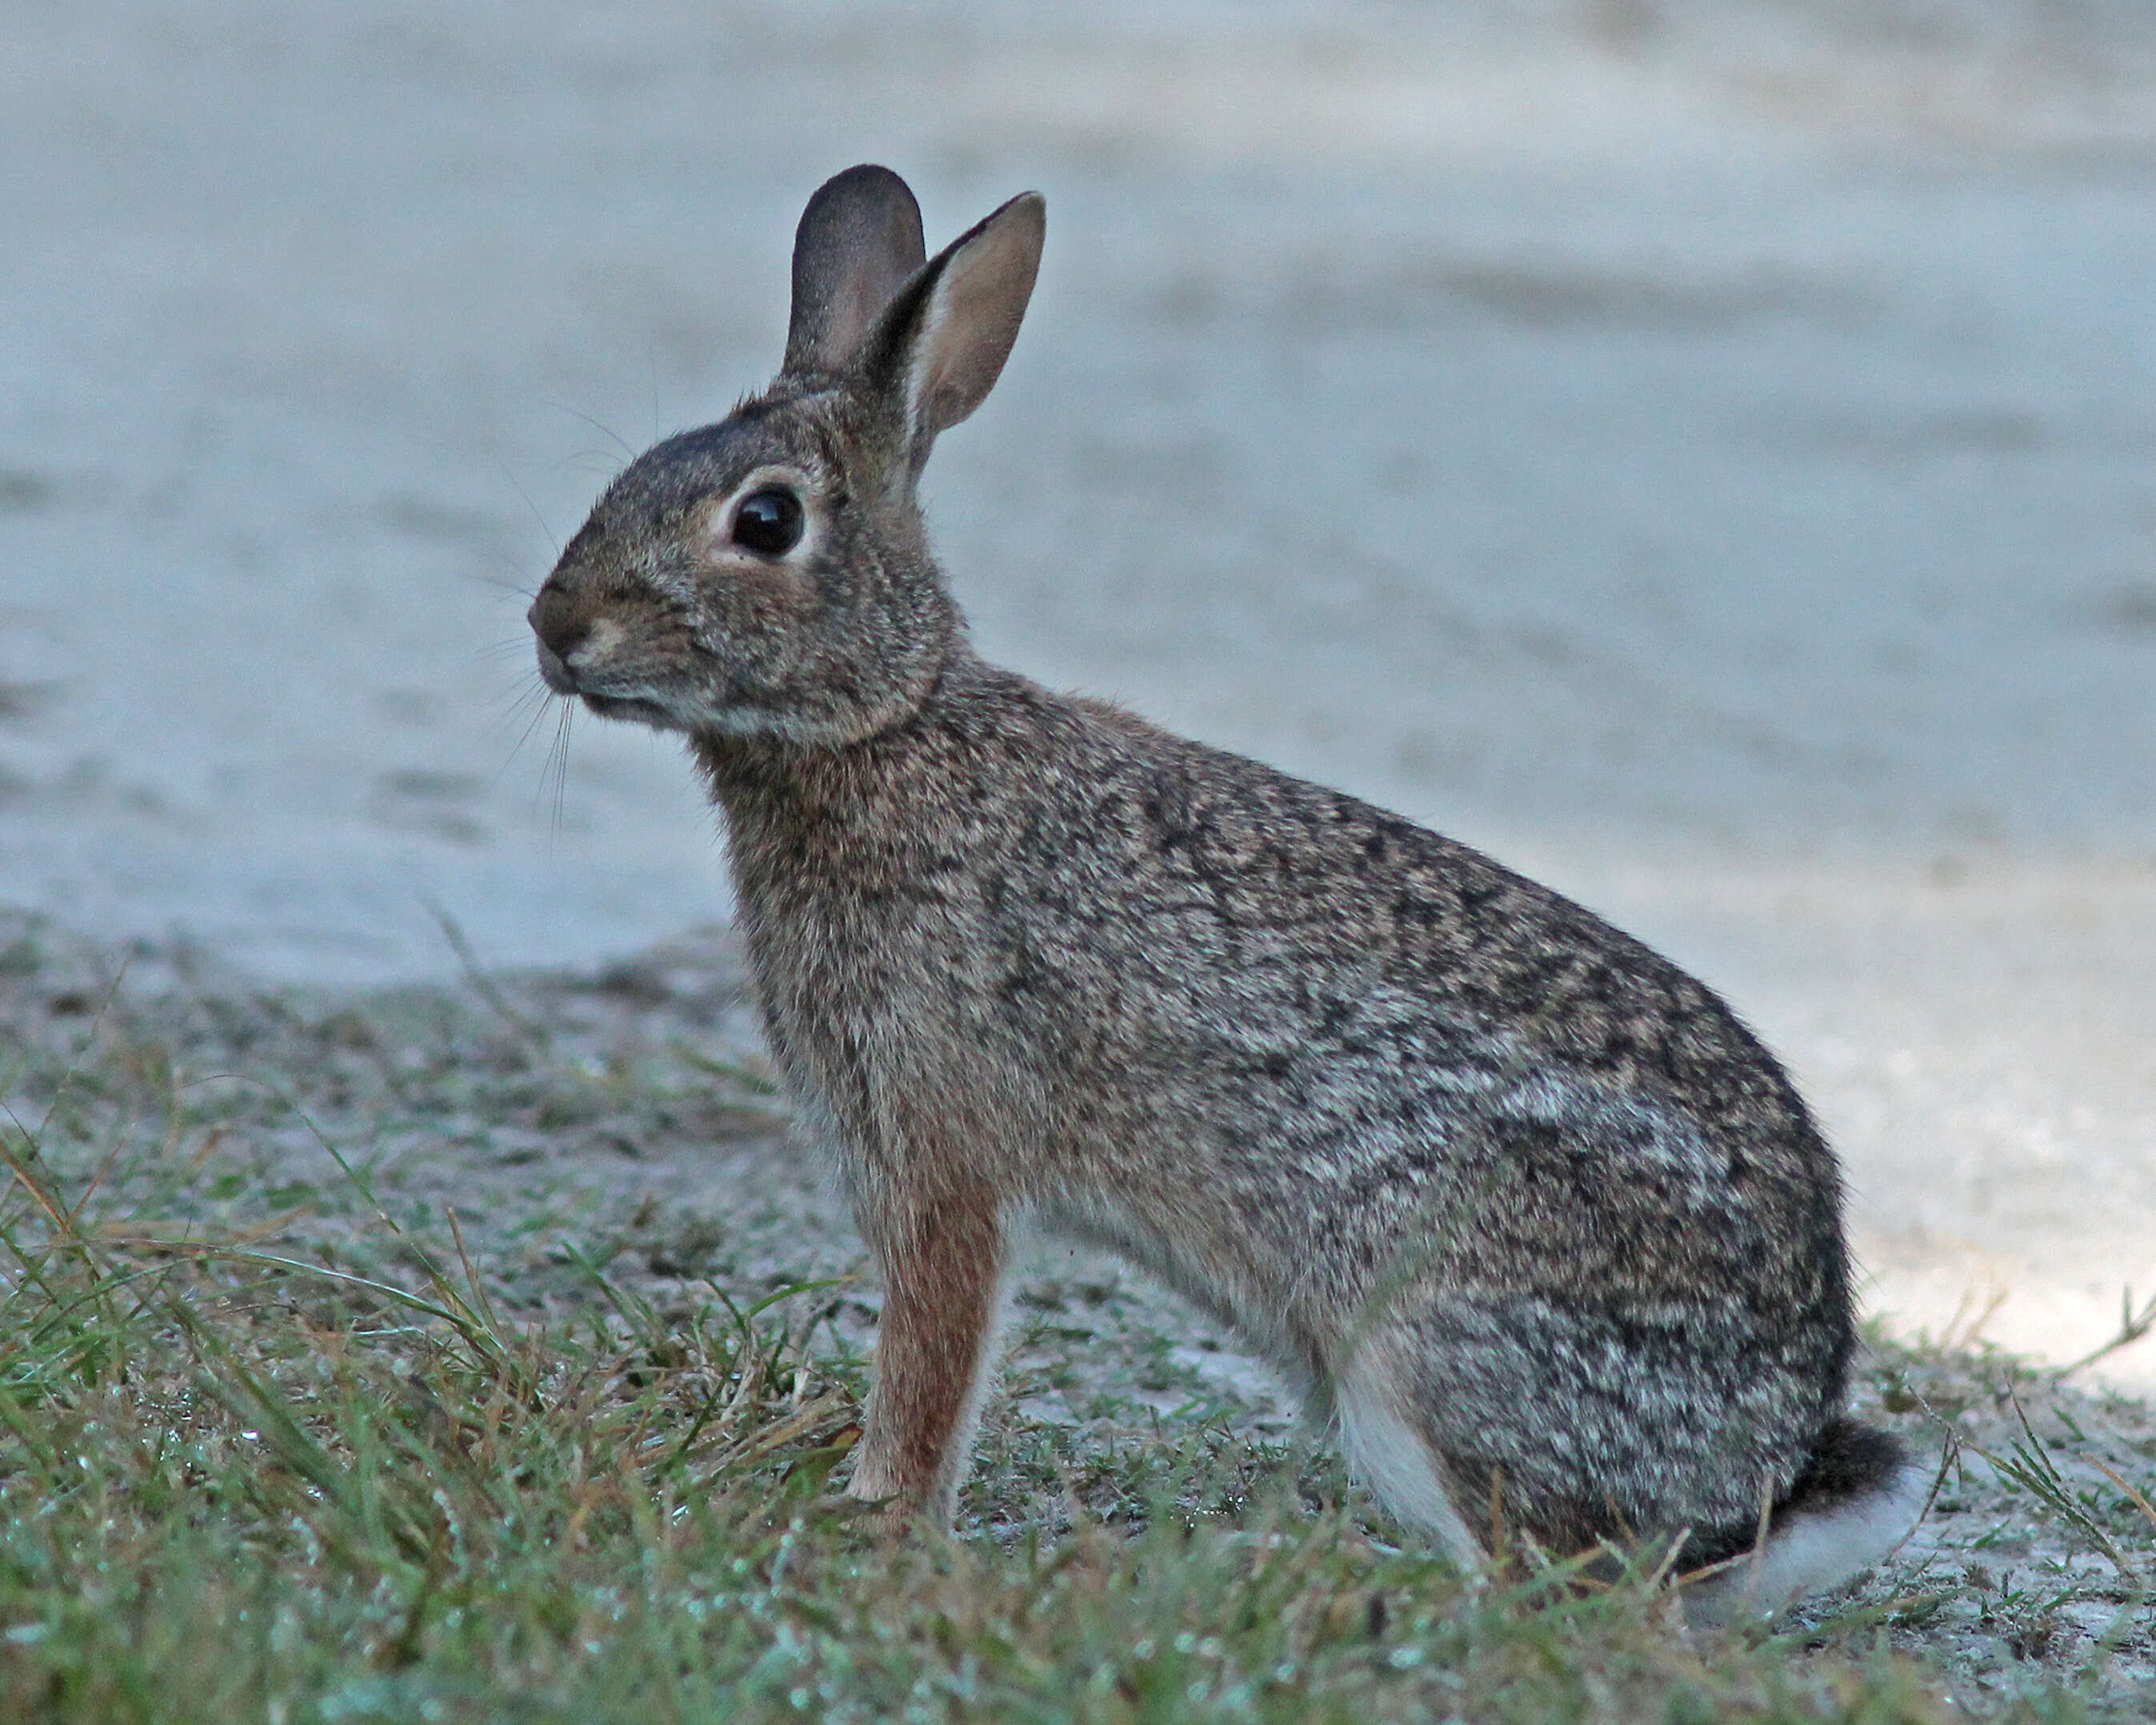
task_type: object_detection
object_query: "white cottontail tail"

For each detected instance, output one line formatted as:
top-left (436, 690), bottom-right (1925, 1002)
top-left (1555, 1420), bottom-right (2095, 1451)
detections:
top-left (530, 165), bottom-right (1922, 1618)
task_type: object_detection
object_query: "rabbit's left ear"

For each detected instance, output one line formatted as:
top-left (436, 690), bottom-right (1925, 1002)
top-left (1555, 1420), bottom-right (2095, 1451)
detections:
top-left (784, 165), bottom-right (927, 378)
top-left (862, 191), bottom-right (1045, 459)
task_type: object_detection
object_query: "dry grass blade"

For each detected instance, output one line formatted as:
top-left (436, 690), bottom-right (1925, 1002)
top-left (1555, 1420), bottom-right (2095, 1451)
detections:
top-left (97, 1206), bottom-right (312, 1248)
top-left (2053, 1287), bottom-right (2156, 1380)
top-left (2089, 1455), bottom-right (2156, 1543)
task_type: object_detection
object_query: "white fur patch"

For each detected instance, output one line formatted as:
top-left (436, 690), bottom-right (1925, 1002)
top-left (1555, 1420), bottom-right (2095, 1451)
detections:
top-left (1685, 1456), bottom-right (1932, 1627)
top-left (566, 615), bottom-right (629, 671)
top-left (1335, 1354), bottom-right (1482, 1568)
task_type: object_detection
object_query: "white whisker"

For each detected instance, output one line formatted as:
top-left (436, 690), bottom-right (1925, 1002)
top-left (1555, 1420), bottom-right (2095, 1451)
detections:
top-left (491, 686), bottom-right (560, 787)
top-left (541, 702), bottom-right (575, 843)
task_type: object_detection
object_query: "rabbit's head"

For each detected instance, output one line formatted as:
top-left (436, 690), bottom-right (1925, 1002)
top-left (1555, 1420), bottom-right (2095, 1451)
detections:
top-left (529, 166), bottom-right (1043, 745)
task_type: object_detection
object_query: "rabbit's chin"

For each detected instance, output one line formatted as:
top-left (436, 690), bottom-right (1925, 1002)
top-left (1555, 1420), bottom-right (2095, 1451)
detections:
top-left (582, 686), bottom-right (871, 748)
top-left (579, 691), bottom-right (689, 731)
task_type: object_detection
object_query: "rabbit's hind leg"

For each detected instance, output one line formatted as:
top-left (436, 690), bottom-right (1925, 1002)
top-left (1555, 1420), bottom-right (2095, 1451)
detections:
top-left (1334, 1340), bottom-right (1484, 1569)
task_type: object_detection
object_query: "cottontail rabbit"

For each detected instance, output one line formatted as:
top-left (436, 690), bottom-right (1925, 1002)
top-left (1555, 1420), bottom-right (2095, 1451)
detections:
top-left (530, 165), bottom-right (1922, 1617)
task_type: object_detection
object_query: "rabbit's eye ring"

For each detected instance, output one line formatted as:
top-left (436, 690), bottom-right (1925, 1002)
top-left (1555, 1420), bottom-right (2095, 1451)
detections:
top-left (731, 487), bottom-right (805, 557)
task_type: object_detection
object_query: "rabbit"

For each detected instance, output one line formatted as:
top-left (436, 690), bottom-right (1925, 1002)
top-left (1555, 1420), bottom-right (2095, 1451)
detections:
top-left (527, 164), bottom-right (1926, 1619)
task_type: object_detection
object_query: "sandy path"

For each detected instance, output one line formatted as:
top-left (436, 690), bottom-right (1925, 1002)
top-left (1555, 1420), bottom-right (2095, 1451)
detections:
top-left (2, 1), bottom-right (2154, 1376)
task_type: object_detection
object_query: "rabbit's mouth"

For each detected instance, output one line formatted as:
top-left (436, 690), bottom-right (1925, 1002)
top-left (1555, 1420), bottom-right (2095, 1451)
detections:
top-left (579, 690), bottom-right (679, 728)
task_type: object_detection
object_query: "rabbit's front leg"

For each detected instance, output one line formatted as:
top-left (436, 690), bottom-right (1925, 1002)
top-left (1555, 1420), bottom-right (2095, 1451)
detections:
top-left (846, 1183), bottom-right (1006, 1529)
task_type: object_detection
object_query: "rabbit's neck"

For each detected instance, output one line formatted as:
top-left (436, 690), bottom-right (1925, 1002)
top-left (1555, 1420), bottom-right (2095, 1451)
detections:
top-left (689, 642), bottom-right (996, 871)
top-left (688, 646), bottom-right (1029, 1119)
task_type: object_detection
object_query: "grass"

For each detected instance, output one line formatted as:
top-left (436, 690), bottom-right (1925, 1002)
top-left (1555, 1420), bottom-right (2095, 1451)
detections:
top-left (0, 910), bottom-right (2151, 1720)
top-left (0, 1231), bottom-right (1952, 1725)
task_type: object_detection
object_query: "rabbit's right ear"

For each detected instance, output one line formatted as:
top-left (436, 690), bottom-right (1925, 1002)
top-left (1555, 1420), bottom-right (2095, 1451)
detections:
top-left (858, 190), bottom-right (1045, 468)
top-left (783, 165), bottom-right (927, 378)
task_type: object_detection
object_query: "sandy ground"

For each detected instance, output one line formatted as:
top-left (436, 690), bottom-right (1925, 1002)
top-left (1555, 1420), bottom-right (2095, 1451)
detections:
top-left (3, 2), bottom-right (2155, 1379)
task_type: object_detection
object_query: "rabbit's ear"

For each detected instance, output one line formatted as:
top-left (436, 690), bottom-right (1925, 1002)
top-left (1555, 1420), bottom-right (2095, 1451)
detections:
top-left (863, 190), bottom-right (1044, 457)
top-left (783, 165), bottom-right (927, 378)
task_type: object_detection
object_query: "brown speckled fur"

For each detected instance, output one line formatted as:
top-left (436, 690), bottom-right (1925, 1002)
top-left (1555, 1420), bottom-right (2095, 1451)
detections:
top-left (529, 166), bottom-right (1905, 1579)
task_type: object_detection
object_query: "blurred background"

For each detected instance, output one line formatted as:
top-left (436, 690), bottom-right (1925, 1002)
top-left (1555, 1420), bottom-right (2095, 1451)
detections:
top-left (3, 0), bottom-right (2154, 1374)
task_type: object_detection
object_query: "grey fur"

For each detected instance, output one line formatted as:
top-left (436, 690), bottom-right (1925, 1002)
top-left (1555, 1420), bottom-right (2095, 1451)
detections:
top-left (784, 165), bottom-right (925, 380)
top-left (529, 166), bottom-right (1907, 1592)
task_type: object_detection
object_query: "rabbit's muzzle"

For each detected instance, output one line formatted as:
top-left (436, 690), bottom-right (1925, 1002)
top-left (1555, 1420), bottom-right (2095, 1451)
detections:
top-left (527, 584), bottom-right (693, 732)
top-left (528, 589), bottom-right (590, 695)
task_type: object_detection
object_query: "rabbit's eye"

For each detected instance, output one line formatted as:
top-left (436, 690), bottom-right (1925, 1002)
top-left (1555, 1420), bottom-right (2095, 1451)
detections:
top-left (731, 487), bottom-right (805, 556)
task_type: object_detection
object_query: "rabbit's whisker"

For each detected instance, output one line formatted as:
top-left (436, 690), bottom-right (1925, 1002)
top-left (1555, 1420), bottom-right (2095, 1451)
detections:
top-left (495, 458), bottom-right (562, 558)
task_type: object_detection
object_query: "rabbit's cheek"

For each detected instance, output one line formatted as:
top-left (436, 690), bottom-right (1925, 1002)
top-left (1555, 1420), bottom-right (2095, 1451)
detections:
top-left (704, 551), bottom-right (819, 625)
top-left (692, 569), bottom-right (822, 678)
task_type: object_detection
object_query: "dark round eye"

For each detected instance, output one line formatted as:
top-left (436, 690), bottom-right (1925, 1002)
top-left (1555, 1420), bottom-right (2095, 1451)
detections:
top-left (731, 486), bottom-right (804, 556)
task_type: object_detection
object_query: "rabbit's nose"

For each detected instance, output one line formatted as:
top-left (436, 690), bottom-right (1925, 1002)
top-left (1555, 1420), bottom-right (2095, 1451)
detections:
top-left (528, 589), bottom-right (590, 664)
top-left (529, 589), bottom-right (593, 694)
